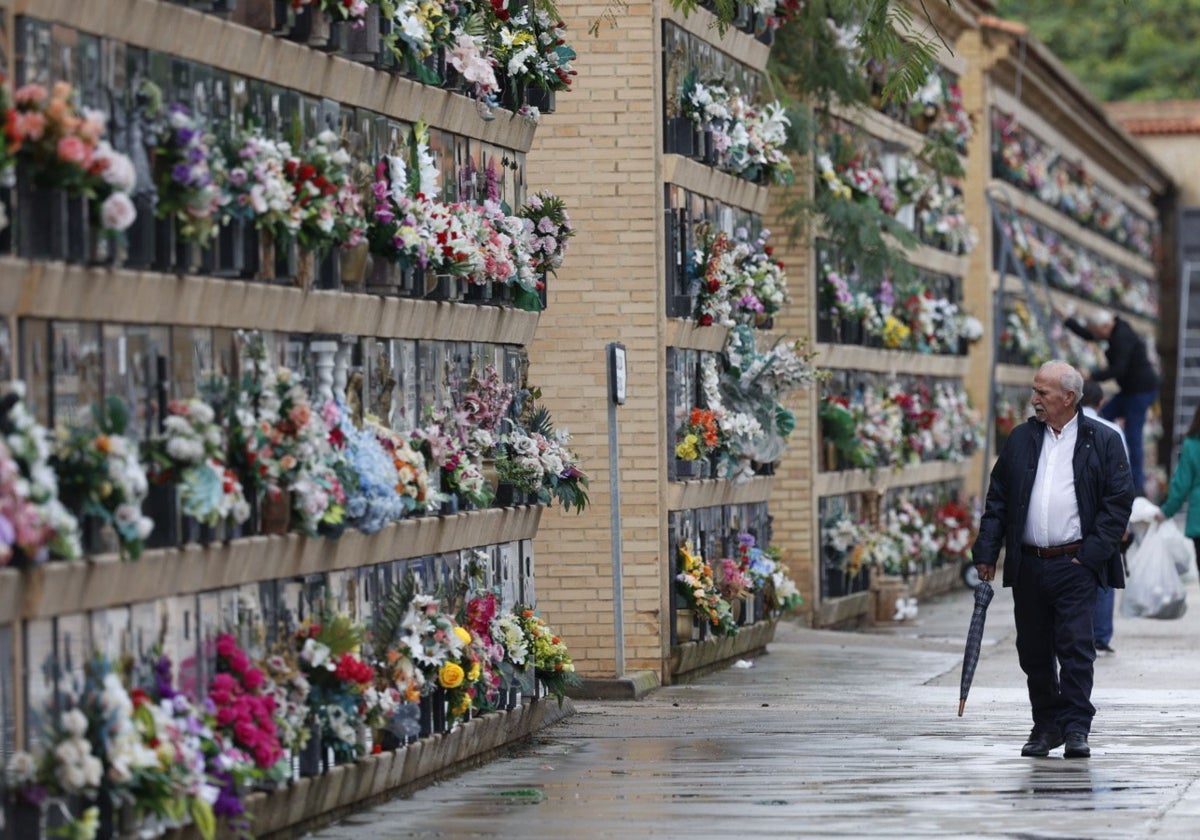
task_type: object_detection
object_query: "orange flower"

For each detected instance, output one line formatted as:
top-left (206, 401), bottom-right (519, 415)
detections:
top-left (94, 435), bottom-right (113, 454)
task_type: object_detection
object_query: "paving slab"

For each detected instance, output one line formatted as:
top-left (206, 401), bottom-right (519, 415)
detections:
top-left (307, 579), bottom-right (1200, 839)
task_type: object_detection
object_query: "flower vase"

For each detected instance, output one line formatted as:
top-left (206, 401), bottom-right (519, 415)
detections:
top-left (675, 608), bottom-right (695, 643)
top-left (256, 228), bottom-right (276, 281)
top-left (338, 241), bottom-right (369, 287)
top-left (423, 271), bottom-right (461, 301)
top-left (337, 4), bottom-right (380, 62)
top-left (258, 488), bottom-right (291, 535)
top-left (125, 193), bottom-right (157, 269)
top-left (298, 722), bottom-right (323, 777)
top-left (418, 693), bottom-right (434, 737)
top-left (432, 688), bottom-right (447, 733)
top-left (294, 247), bottom-right (316, 291)
top-left (674, 458), bottom-right (699, 480)
top-left (524, 86), bottom-right (555, 114)
top-left (823, 440), bottom-right (839, 472)
top-left (494, 482), bottom-right (517, 507)
top-left (730, 598), bottom-right (744, 625)
top-left (15, 171), bottom-right (68, 259)
top-left (665, 117), bottom-right (696, 157)
top-left (88, 225), bottom-right (118, 268)
top-left (377, 729), bottom-right (403, 751)
top-left (8, 798), bottom-right (47, 837)
top-left (307, 9), bottom-right (338, 51)
top-left (366, 256), bottom-right (402, 295)
top-left (142, 482), bottom-right (180, 550)
top-left (464, 280), bottom-right (493, 304)
top-left (480, 457), bottom-right (500, 497)
top-left (233, 0), bottom-right (278, 30)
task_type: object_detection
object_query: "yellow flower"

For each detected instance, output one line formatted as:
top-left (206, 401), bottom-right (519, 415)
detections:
top-left (453, 626), bottom-right (472, 645)
top-left (439, 661), bottom-right (465, 689)
top-left (451, 695), bottom-right (472, 717)
top-left (675, 438), bottom-right (698, 460)
top-left (467, 661), bottom-right (481, 682)
top-left (882, 315), bottom-right (911, 348)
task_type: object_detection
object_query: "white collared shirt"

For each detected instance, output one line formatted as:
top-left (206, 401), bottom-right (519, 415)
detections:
top-left (1023, 413), bottom-right (1083, 547)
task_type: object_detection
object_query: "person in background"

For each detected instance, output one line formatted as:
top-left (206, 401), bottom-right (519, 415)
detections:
top-left (972, 361), bottom-right (1133, 760)
top-left (1081, 379), bottom-right (1129, 656)
top-left (1064, 309), bottom-right (1159, 495)
top-left (1154, 402), bottom-right (1200, 562)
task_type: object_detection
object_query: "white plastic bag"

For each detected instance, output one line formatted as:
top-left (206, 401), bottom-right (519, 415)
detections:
top-left (1158, 517), bottom-right (1197, 576)
top-left (1122, 521), bottom-right (1188, 620)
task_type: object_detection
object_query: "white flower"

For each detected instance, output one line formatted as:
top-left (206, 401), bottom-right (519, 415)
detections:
top-left (101, 192), bottom-right (137, 232)
top-left (61, 709), bottom-right (89, 738)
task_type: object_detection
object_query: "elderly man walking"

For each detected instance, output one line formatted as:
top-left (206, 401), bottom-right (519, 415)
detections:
top-left (972, 361), bottom-right (1134, 759)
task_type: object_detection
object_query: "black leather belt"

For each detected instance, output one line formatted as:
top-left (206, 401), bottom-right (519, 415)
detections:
top-left (1022, 541), bottom-right (1083, 558)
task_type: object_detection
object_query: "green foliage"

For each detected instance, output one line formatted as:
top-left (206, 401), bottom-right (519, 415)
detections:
top-left (995, 0), bottom-right (1200, 101)
top-left (370, 571), bottom-right (417, 662)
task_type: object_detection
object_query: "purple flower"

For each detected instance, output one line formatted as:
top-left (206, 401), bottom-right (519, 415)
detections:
top-left (154, 654), bottom-right (178, 700)
top-left (738, 532), bottom-right (756, 548)
top-left (171, 163), bottom-right (193, 185)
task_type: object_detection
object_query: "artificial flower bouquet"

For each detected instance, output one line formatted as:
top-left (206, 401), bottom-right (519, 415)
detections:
top-left (675, 542), bottom-right (738, 637)
top-left (295, 614), bottom-right (376, 762)
top-left (674, 407), bottom-right (723, 462)
top-left (52, 396), bottom-right (154, 559)
top-left (519, 190), bottom-right (574, 278)
top-left (154, 101), bottom-right (226, 246)
top-left (512, 604), bottom-right (580, 705)
top-left (284, 130), bottom-right (366, 259)
top-left (6, 80), bottom-right (139, 239)
top-left (0, 382), bottom-right (81, 565)
top-left (145, 397), bottom-right (251, 529)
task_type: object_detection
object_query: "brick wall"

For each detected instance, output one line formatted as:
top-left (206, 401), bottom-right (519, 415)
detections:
top-left (764, 155), bottom-right (816, 623)
top-left (525, 2), bottom-right (668, 678)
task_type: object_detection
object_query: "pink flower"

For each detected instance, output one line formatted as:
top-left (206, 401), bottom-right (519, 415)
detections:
top-left (228, 649), bottom-right (250, 674)
top-left (216, 634), bottom-right (237, 658)
top-left (234, 719), bottom-right (259, 748)
top-left (215, 705), bottom-right (237, 726)
top-left (56, 135), bottom-right (90, 166)
top-left (242, 667), bottom-right (265, 690)
top-left (211, 672), bottom-right (238, 693)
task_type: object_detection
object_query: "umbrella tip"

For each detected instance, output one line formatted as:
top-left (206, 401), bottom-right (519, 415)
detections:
top-left (958, 698), bottom-right (966, 717)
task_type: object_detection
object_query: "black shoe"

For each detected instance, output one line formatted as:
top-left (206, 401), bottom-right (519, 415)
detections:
top-left (1021, 729), bottom-right (1065, 757)
top-left (1095, 642), bottom-right (1115, 655)
top-left (1064, 732), bottom-right (1090, 758)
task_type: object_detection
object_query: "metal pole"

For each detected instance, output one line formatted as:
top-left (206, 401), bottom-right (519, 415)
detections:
top-left (607, 396), bottom-right (625, 677)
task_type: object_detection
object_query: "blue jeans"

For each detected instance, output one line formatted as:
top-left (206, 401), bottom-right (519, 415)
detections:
top-left (1094, 585), bottom-right (1114, 646)
top-left (1102, 388), bottom-right (1158, 492)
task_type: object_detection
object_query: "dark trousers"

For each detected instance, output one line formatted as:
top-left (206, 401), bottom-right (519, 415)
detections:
top-left (1013, 550), bottom-right (1099, 736)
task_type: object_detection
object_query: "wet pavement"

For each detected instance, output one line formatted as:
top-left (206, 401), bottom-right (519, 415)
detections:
top-left (308, 576), bottom-right (1200, 839)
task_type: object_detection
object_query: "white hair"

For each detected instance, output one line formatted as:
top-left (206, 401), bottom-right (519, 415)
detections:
top-left (1040, 360), bottom-right (1083, 404)
top-left (1087, 310), bottom-right (1115, 329)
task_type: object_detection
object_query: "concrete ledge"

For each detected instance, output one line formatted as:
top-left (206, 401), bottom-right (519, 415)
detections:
top-left (568, 670), bottom-right (661, 701)
top-left (669, 618), bottom-right (778, 682)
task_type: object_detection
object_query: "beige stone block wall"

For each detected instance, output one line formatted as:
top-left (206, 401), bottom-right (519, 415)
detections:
top-left (764, 159), bottom-right (816, 623)
top-left (525, 2), bottom-right (667, 678)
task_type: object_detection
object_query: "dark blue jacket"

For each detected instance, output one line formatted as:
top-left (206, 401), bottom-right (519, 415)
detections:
top-left (973, 411), bottom-right (1134, 588)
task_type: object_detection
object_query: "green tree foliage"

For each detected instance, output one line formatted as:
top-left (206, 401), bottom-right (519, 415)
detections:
top-left (995, 0), bottom-right (1200, 101)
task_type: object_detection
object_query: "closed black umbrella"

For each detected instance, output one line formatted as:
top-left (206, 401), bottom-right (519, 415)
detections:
top-left (958, 581), bottom-right (994, 717)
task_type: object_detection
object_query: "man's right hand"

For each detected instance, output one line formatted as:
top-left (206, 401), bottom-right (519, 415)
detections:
top-left (975, 564), bottom-right (995, 582)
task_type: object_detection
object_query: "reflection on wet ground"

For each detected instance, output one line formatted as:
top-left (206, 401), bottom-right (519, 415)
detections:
top-left (313, 589), bottom-right (1200, 839)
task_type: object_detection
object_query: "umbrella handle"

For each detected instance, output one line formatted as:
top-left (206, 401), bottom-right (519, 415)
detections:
top-left (958, 698), bottom-right (966, 717)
